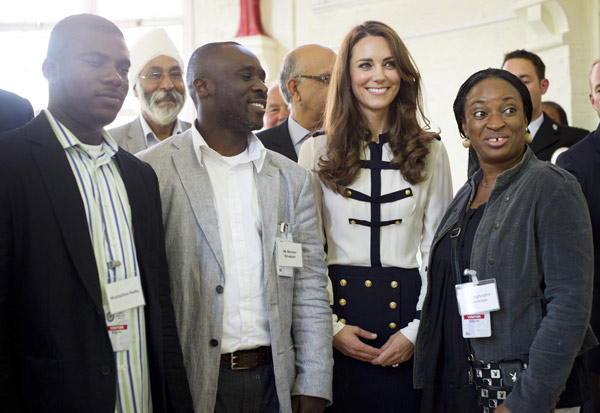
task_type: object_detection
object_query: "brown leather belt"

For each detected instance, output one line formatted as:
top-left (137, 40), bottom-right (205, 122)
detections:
top-left (220, 346), bottom-right (272, 370)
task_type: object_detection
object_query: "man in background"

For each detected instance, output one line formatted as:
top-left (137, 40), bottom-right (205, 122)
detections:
top-left (557, 57), bottom-right (600, 413)
top-left (110, 28), bottom-right (190, 153)
top-left (257, 44), bottom-right (335, 161)
top-left (263, 82), bottom-right (289, 129)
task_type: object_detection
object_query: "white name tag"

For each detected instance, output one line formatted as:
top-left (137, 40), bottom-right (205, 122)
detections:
top-left (461, 312), bottom-right (492, 338)
top-left (276, 238), bottom-right (302, 277)
top-left (104, 276), bottom-right (146, 314)
top-left (455, 279), bottom-right (500, 316)
top-left (104, 305), bottom-right (131, 352)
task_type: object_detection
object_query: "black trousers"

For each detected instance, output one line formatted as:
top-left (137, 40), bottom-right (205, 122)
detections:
top-left (215, 363), bottom-right (280, 413)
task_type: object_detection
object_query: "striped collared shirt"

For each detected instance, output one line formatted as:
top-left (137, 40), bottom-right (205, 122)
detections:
top-left (45, 110), bottom-right (152, 413)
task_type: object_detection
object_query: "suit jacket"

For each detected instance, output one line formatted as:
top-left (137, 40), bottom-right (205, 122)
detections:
top-left (256, 117), bottom-right (298, 162)
top-left (109, 115), bottom-right (192, 154)
top-left (557, 123), bottom-right (600, 346)
top-left (0, 89), bottom-right (34, 134)
top-left (0, 114), bottom-right (193, 413)
top-left (138, 130), bottom-right (333, 413)
top-left (468, 113), bottom-right (589, 177)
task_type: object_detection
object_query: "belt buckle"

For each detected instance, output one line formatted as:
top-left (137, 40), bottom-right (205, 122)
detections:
top-left (230, 353), bottom-right (249, 370)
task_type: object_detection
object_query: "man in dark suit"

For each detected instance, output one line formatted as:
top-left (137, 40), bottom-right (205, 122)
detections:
top-left (557, 57), bottom-right (600, 413)
top-left (468, 49), bottom-right (588, 176)
top-left (0, 89), bottom-right (34, 133)
top-left (0, 14), bottom-right (193, 413)
top-left (256, 44), bottom-right (335, 162)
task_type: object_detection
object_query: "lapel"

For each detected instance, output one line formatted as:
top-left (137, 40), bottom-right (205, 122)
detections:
top-left (113, 151), bottom-right (154, 295)
top-left (255, 153), bottom-right (280, 288)
top-left (171, 133), bottom-right (226, 274)
top-left (27, 114), bottom-right (103, 310)
top-left (272, 118), bottom-right (298, 162)
top-left (530, 113), bottom-right (560, 155)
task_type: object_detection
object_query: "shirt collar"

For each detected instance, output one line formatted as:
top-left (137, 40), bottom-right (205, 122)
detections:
top-left (191, 123), bottom-right (267, 172)
top-left (528, 113), bottom-right (544, 139)
top-left (44, 109), bottom-right (119, 158)
top-left (287, 115), bottom-right (311, 146)
top-left (139, 115), bottom-right (183, 148)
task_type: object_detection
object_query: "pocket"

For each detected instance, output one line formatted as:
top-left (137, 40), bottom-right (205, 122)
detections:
top-left (19, 354), bottom-right (63, 411)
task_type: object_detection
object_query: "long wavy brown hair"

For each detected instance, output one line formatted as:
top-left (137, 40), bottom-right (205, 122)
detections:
top-left (317, 21), bottom-right (435, 195)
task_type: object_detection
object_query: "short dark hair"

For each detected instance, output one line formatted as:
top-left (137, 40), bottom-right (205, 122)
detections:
top-left (48, 14), bottom-right (123, 60)
top-left (453, 68), bottom-right (533, 139)
top-left (503, 49), bottom-right (546, 81)
top-left (541, 101), bottom-right (568, 125)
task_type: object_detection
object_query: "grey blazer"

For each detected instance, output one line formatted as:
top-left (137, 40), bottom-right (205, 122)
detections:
top-left (137, 129), bottom-right (333, 413)
top-left (110, 116), bottom-right (191, 154)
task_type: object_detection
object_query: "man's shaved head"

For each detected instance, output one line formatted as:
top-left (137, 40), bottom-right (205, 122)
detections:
top-left (186, 41), bottom-right (241, 105)
top-left (47, 14), bottom-right (123, 61)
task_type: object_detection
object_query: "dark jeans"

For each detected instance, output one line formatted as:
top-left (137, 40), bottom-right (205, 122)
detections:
top-left (215, 362), bottom-right (280, 413)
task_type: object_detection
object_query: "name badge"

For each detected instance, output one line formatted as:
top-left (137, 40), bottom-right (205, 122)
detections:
top-left (455, 279), bottom-right (500, 316)
top-left (104, 276), bottom-right (146, 314)
top-left (104, 306), bottom-right (131, 352)
top-left (461, 312), bottom-right (492, 338)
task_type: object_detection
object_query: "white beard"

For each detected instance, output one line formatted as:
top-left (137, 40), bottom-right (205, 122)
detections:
top-left (137, 81), bottom-right (186, 126)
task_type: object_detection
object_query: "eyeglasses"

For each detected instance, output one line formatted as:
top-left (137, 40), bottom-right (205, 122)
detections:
top-left (139, 71), bottom-right (183, 84)
top-left (295, 74), bottom-right (331, 85)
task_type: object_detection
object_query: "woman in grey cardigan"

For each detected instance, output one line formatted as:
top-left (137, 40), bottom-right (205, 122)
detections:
top-left (414, 68), bottom-right (596, 413)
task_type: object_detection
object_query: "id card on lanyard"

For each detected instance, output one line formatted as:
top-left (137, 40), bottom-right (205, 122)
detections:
top-left (276, 221), bottom-right (303, 277)
top-left (456, 269), bottom-right (500, 338)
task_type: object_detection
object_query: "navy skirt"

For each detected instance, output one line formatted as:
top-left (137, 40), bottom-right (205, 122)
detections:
top-left (328, 265), bottom-right (422, 412)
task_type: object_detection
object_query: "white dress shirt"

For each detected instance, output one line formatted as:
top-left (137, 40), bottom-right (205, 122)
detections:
top-left (191, 127), bottom-right (271, 353)
top-left (299, 135), bottom-right (453, 343)
top-left (140, 115), bottom-right (184, 148)
top-left (288, 115), bottom-right (311, 157)
top-left (528, 113), bottom-right (544, 140)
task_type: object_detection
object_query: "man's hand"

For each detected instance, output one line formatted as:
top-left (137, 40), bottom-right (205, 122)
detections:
top-left (291, 395), bottom-right (327, 413)
top-left (332, 325), bottom-right (382, 362)
top-left (371, 330), bottom-right (413, 367)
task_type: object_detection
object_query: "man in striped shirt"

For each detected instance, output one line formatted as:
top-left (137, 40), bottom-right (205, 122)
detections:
top-left (0, 14), bottom-right (193, 413)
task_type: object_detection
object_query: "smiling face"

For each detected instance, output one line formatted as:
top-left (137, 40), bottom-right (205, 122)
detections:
top-left (462, 77), bottom-right (528, 171)
top-left (210, 44), bottom-right (267, 132)
top-left (263, 83), bottom-right (289, 128)
top-left (349, 35), bottom-right (401, 122)
top-left (135, 55), bottom-right (186, 125)
top-left (46, 27), bottom-right (130, 129)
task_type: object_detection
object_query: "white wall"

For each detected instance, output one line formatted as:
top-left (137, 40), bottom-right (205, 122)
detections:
top-left (189, 0), bottom-right (599, 192)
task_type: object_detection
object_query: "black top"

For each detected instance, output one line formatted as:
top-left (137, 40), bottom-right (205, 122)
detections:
top-left (420, 204), bottom-right (486, 413)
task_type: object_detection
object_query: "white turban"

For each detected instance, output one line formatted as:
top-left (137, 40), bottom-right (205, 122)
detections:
top-left (128, 28), bottom-right (184, 85)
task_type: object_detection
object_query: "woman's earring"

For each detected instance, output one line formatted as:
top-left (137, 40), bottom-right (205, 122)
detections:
top-left (462, 138), bottom-right (471, 148)
top-left (524, 131), bottom-right (533, 143)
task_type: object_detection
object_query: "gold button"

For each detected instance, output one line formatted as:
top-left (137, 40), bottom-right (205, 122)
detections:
top-left (339, 298), bottom-right (347, 306)
top-left (389, 302), bottom-right (397, 309)
top-left (453, 207), bottom-right (457, 212)
top-left (390, 281), bottom-right (398, 288)
top-left (405, 189), bottom-right (411, 195)
top-left (346, 189), bottom-right (352, 196)
top-left (493, 223), bottom-right (499, 229)
top-left (395, 220), bottom-right (401, 225)
top-left (364, 280), bottom-right (372, 288)
top-left (504, 195), bottom-right (510, 202)
top-left (488, 258), bottom-right (495, 265)
top-left (340, 279), bottom-right (347, 286)
top-left (389, 322), bottom-right (397, 329)
top-left (350, 220), bottom-right (356, 225)
top-left (339, 318), bottom-right (346, 324)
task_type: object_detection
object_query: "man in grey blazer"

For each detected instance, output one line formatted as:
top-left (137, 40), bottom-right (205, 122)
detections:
top-left (138, 41), bottom-right (333, 413)
top-left (110, 28), bottom-right (191, 154)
